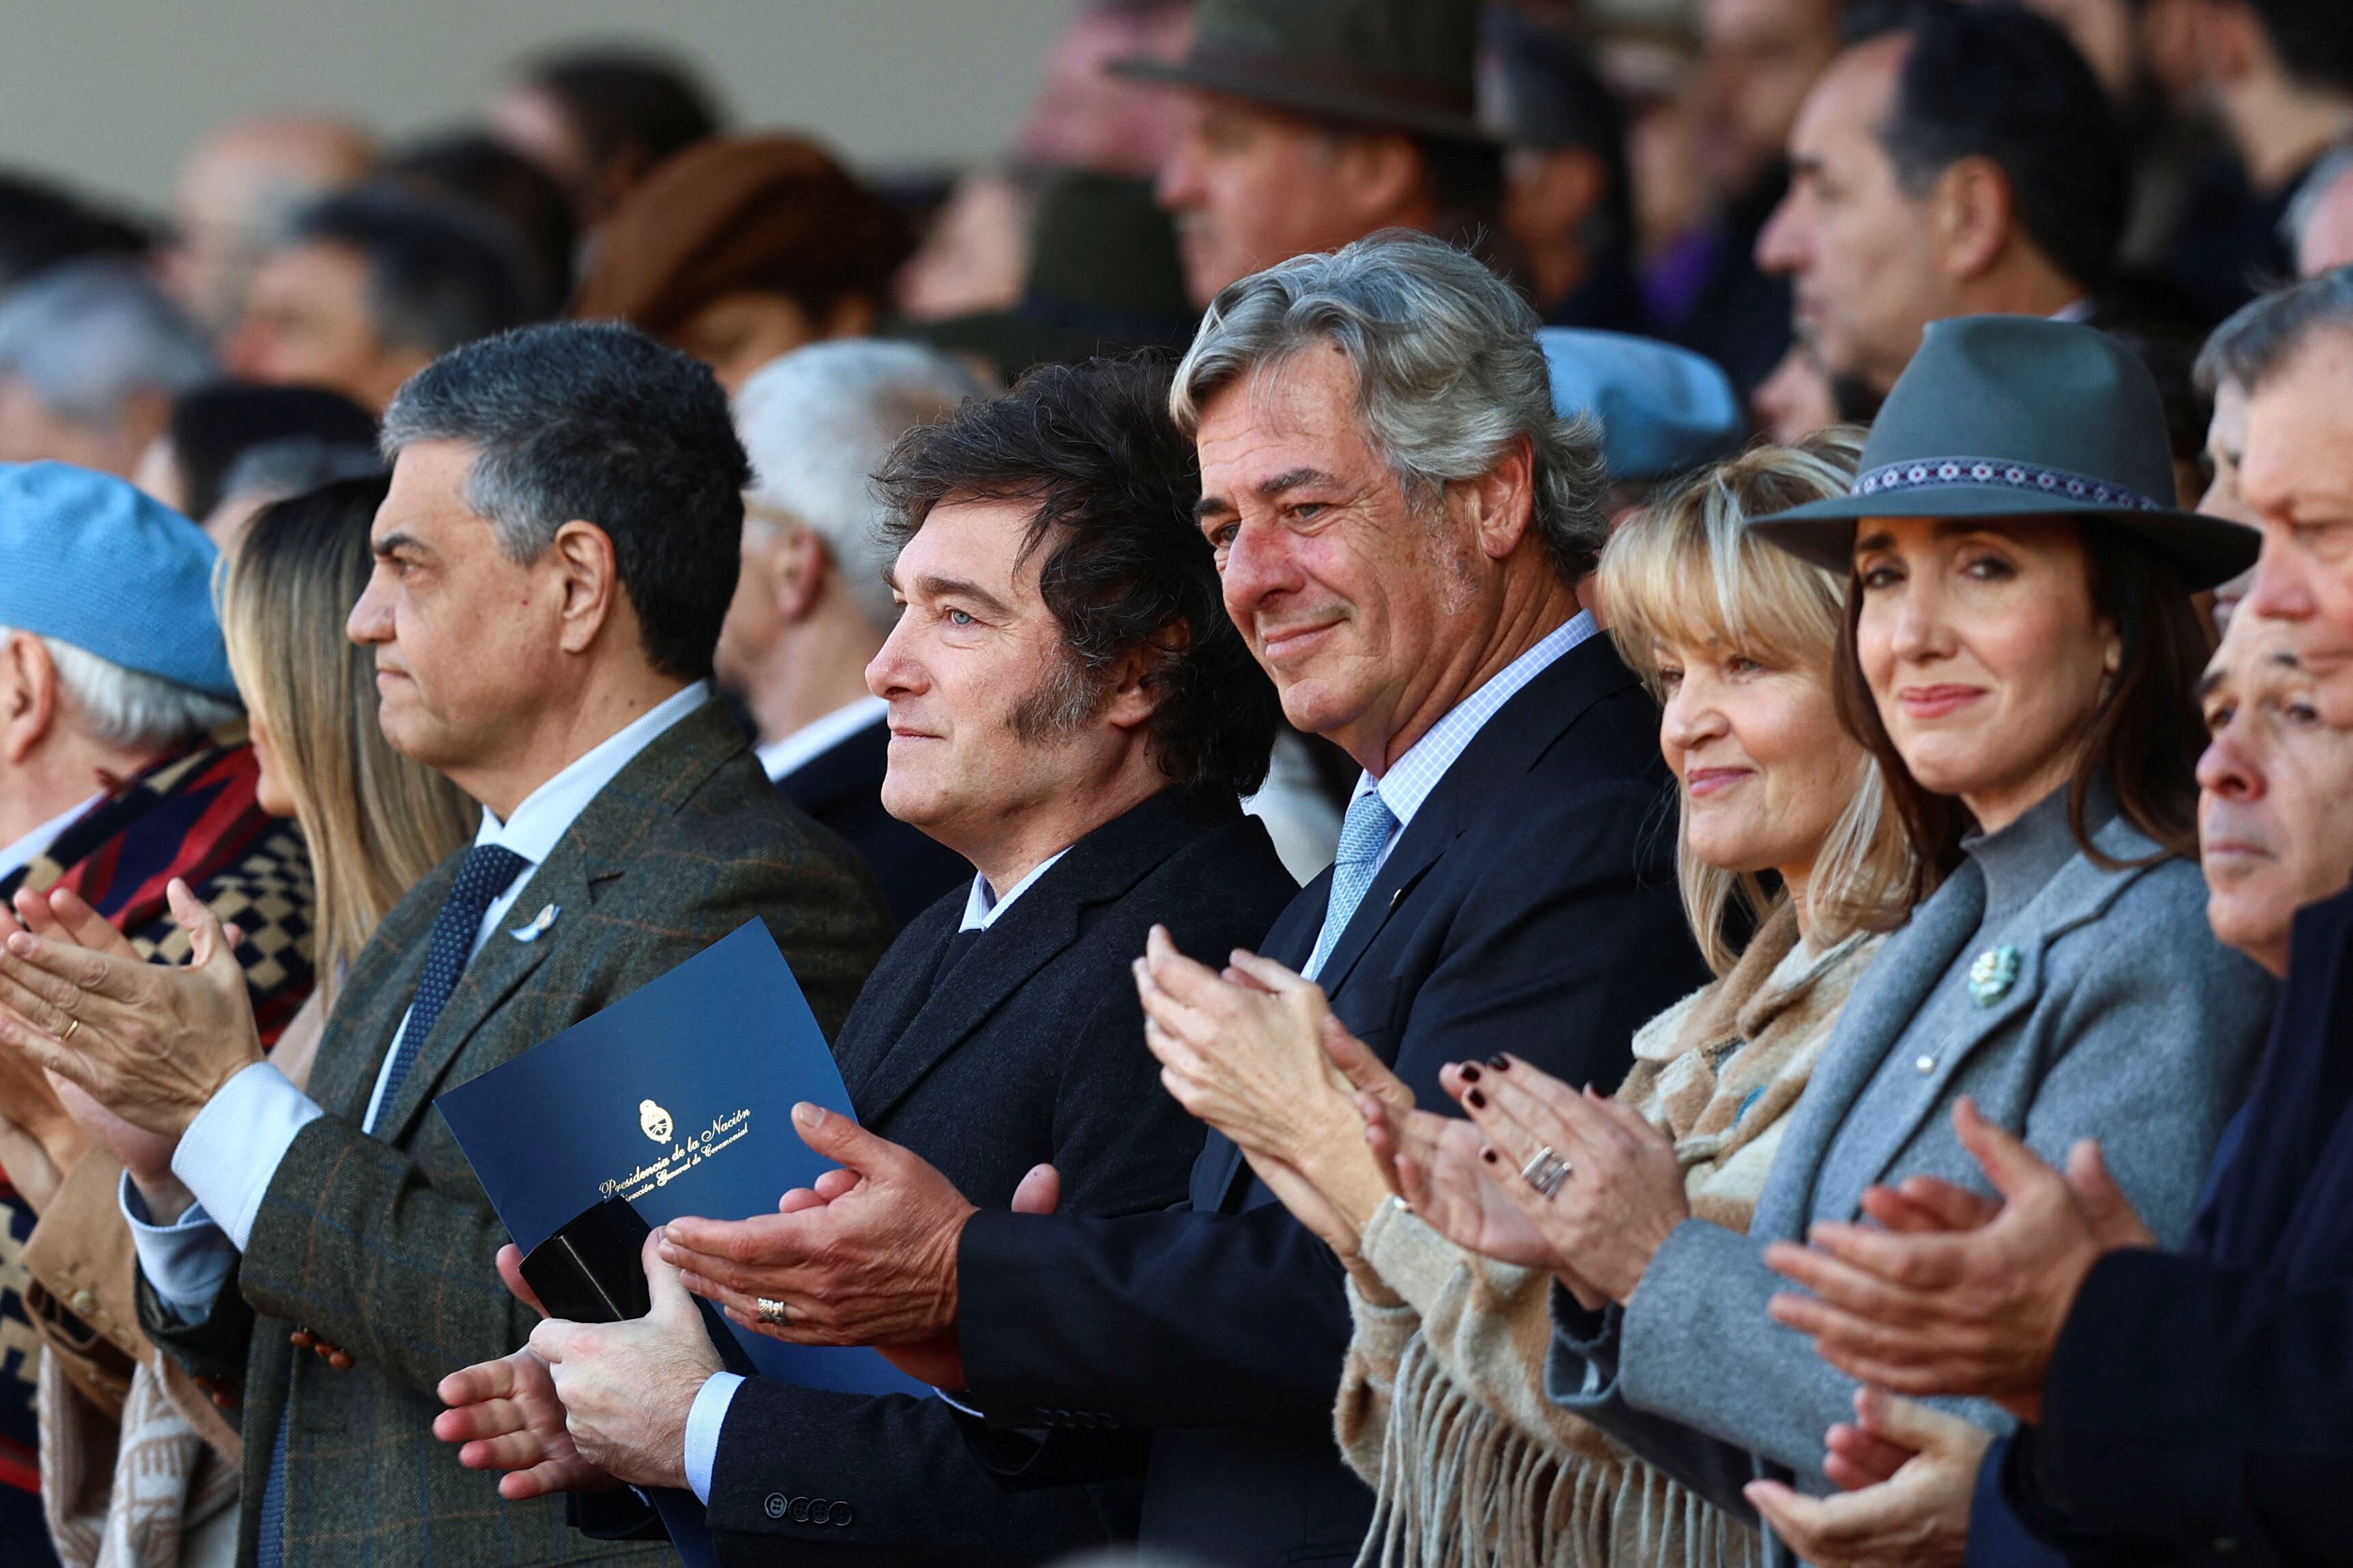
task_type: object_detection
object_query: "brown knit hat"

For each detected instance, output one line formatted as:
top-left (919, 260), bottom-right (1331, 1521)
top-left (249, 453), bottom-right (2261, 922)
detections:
top-left (572, 134), bottom-right (913, 334)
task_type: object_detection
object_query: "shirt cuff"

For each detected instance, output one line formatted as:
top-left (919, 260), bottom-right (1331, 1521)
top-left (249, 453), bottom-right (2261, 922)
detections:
top-left (119, 1171), bottom-right (236, 1317)
top-left (171, 1061), bottom-right (324, 1250)
top-left (684, 1371), bottom-right (745, 1505)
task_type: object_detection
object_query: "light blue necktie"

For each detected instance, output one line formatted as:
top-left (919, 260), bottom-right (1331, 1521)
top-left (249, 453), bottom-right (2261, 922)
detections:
top-left (1305, 788), bottom-right (1399, 980)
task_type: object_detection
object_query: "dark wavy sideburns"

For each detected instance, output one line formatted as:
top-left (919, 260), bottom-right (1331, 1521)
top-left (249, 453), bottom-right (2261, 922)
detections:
top-left (875, 352), bottom-right (1281, 801)
top-left (1832, 520), bottom-right (2207, 909)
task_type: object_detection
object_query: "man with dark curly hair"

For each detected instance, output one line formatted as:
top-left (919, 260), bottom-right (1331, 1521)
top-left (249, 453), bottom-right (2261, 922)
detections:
top-left (434, 352), bottom-right (1302, 1565)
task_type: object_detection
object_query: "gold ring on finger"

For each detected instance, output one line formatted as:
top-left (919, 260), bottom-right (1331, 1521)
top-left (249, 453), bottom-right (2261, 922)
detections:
top-left (57, 1014), bottom-right (79, 1043)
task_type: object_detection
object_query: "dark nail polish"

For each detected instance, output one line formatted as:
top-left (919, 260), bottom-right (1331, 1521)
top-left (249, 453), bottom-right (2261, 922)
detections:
top-left (1487, 1055), bottom-right (1510, 1070)
top-left (1466, 1089), bottom-right (1487, 1109)
top-left (1458, 1062), bottom-right (1482, 1082)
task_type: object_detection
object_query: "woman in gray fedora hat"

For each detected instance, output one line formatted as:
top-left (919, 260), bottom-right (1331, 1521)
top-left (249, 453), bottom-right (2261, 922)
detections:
top-left (1358, 315), bottom-right (2281, 1566)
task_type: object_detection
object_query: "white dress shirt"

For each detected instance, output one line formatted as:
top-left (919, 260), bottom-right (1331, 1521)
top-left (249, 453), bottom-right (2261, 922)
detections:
top-left (753, 694), bottom-right (889, 784)
top-left (679, 839), bottom-right (1077, 1500)
top-left (124, 682), bottom-right (713, 1311)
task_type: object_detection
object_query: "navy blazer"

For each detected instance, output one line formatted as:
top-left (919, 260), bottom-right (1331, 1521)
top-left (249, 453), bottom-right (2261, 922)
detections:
top-left (774, 713), bottom-right (973, 930)
top-left (1990, 884), bottom-right (2353, 1567)
top-left (701, 790), bottom-right (1298, 1566)
top-left (949, 633), bottom-right (1710, 1568)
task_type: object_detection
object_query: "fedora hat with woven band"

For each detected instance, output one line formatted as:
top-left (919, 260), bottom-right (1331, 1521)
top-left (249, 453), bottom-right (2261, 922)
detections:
top-left (1110, 0), bottom-right (1489, 145)
top-left (1751, 315), bottom-right (2258, 591)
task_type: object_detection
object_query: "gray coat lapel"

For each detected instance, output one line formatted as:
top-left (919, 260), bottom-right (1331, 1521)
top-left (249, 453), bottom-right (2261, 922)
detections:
top-left (1821, 816), bottom-right (2158, 1204)
top-left (1745, 866), bottom-right (1985, 1242)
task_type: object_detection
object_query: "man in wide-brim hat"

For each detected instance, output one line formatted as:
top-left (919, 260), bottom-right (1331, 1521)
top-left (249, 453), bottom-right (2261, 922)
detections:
top-left (1751, 313), bottom-right (2259, 593)
top-left (1111, 0), bottom-right (1504, 307)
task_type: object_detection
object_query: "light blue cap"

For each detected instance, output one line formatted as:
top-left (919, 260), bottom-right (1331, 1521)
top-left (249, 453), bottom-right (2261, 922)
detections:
top-left (1538, 328), bottom-right (1744, 483)
top-left (0, 461), bottom-right (235, 699)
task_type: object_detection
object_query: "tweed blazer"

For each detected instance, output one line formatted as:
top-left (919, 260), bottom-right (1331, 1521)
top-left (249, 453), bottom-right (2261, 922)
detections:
top-left (139, 697), bottom-right (894, 1568)
top-left (1545, 815), bottom-right (2276, 1565)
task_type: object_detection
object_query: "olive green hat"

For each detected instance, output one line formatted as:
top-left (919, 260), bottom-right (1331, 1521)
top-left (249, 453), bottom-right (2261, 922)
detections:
top-left (1751, 315), bottom-right (2259, 591)
top-left (1110, 0), bottom-right (1489, 144)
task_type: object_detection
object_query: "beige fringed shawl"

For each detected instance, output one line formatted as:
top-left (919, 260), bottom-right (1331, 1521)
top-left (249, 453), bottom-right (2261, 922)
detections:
top-left (1336, 907), bottom-right (1882, 1568)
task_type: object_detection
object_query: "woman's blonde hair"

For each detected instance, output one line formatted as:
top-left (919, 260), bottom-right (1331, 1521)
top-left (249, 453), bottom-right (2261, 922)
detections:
top-left (1598, 428), bottom-right (1913, 972)
top-left (219, 475), bottom-right (477, 998)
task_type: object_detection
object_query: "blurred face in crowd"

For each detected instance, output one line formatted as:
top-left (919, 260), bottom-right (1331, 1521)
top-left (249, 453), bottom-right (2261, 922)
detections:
top-left (221, 240), bottom-right (427, 414)
top-left (1015, 3), bottom-right (1191, 178)
top-left (163, 116), bottom-right (374, 333)
top-left (1695, 0), bottom-right (1845, 203)
top-left (1158, 94), bottom-right (1433, 307)
top-left (666, 291), bottom-right (869, 398)
top-left (348, 441), bottom-right (585, 795)
top-left (2240, 330), bottom-right (2353, 713)
top-left (1194, 343), bottom-right (1540, 771)
top-left (2197, 614), bottom-right (2353, 977)
top-left (868, 497), bottom-right (1156, 876)
top-left (0, 377), bottom-right (160, 478)
top-left (1756, 38), bottom-right (1949, 395)
top-left (1853, 515), bottom-right (2119, 831)
top-left (1653, 630), bottom-right (1857, 906)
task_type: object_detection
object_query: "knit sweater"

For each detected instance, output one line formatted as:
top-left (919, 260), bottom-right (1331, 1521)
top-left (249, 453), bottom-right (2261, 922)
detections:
top-left (1337, 904), bottom-right (1883, 1568)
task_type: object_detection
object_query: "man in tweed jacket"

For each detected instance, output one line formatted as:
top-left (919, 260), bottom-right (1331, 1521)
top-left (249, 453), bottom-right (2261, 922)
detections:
top-left (0, 324), bottom-right (892, 1567)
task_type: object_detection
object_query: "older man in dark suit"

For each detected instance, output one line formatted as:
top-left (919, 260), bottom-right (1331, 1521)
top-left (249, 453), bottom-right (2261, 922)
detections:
top-left (640, 231), bottom-right (1709, 1568)
top-left (0, 322), bottom-right (894, 1568)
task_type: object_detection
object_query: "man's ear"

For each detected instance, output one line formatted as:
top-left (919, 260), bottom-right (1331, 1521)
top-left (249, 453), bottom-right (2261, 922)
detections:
top-left (776, 527), bottom-right (831, 623)
top-left (548, 519), bottom-right (623, 655)
top-left (1332, 129), bottom-right (1431, 227)
top-left (1101, 630), bottom-right (1181, 734)
top-left (1932, 156), bottom-right (2016, 283)
top-left (0, 631), bottom-right (58, 765)
top-left (1459, 433), bottom-right (1540, 561)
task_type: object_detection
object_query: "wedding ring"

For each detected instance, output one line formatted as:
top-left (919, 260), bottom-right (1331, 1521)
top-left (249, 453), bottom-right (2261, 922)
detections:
top-left (56, 1014), bottom-right (78, 1043)
top-left (755, 1297), bottom-right (789, 1326)
top-left (1520, 1145), bottom-right (1571, 1199)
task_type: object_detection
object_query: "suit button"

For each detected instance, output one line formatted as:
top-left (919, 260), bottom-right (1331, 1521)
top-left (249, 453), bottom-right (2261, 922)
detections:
top-left (789, 1496), bottom-right (812, 1523)
top-left (1914, 1055), bottom-right (1936, 1074)
top-left (763, 1493), bottom-right (788, 1520)
top-left (69, 1289), bottom-right (98, 1315)
top-left (833, 1502), bottom-right (854, 1528)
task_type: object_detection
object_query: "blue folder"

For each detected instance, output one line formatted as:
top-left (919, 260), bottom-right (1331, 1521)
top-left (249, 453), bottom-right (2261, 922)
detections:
top-left (436, 917), bottom-right (929, 1399)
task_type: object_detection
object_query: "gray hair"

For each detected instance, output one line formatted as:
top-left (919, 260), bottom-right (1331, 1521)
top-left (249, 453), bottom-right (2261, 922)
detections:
top-left (2196, 265), bottom-right (2353, 397)
top-left (0, 259), bottom-right (214, 427)
top-left (0, 627), bottom-right (240, 752)
top-left (1172, 230), bottom-right (1607, 581)
top-left (734, 341), bottom-right (987, 632)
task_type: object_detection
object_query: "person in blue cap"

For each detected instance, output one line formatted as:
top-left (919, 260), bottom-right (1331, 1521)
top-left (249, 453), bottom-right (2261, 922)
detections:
top-left (1540, 327), bottom-right (1746, 509)
top-left (0, 460), bottom-right (316, 1568)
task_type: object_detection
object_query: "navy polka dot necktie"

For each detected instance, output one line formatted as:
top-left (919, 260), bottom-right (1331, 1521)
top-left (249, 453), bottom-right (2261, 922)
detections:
top-left (374, 842), bottom-right (528, 1127)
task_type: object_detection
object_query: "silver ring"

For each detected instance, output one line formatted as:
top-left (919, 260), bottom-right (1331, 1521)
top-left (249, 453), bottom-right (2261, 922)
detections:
top-left (1520, 1145), bottom-right (1572, 1199)
top-left (755, 1297), bottom-right (789, 1326)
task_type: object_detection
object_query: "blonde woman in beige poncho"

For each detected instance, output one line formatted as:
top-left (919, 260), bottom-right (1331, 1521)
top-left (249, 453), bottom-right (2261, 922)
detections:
top-left (1134, 431), bottom-right (1917, 1568)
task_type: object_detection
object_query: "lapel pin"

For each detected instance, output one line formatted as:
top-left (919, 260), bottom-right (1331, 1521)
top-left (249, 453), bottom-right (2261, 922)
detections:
top-left (508, 903), bottom-right (561, 943)
top-left (1967, 944), bottom-right (2020, 1007)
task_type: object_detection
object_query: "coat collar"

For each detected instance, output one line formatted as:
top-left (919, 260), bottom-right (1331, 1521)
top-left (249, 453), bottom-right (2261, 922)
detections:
top-left (1289, 633), bottom-right (1640, 993)
top-left (317, 697), bottom-right (748, 1140)
top-left (1751, 813), bottom-right (2169, 1236)
top-left (842, 789), bottom-right (1239, 1126)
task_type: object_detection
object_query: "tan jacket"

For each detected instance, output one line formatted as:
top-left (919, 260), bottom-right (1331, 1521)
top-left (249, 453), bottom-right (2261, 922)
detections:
top-left (1336, 908), bottom-right (1880, 1568)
